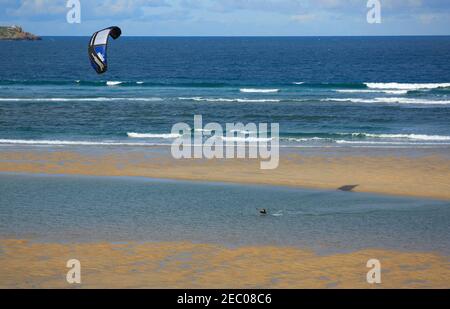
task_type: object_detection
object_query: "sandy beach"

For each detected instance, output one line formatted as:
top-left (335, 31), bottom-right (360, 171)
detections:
top-left (0, 147), bottom-right (449, 200)
top-left (1, 147), bottom-right (449, 288)
top-left (1, 239), bottom-right (449, 289)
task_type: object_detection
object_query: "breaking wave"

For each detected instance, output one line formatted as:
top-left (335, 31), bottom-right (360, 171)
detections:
top-left (336, 89), bottom-right (408, 95)
top-left (0, 97), bottom-right (163, 102)
top-left (0, 139), bottom-right (163, 147)
top-left (240, 88), bottom-right (280, 93)
top-left (220, 136), bottom-right (273, 142)
top-left (365, 82), bottom-right (450, 91)
top-left (178, 97), bottom-right (280, 103)
top-left (321, 97), bottom-right (450, 105)
top-left (106, 81), bottom-right (123, 86)
top-left (127, 133), bottom-right (182, 139)
top-left (350, 133), bottom-right (450, 141)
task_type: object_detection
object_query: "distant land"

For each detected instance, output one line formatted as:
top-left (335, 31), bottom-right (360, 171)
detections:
top-left (0, 25), bottom-right (41, 40)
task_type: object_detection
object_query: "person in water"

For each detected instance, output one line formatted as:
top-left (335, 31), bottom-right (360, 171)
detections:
top-left (259, 209), bottom-right (267, 215)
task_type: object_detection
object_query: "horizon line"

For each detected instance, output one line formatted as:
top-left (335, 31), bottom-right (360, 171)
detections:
top-left (38, 34), bottom-right (450, 37)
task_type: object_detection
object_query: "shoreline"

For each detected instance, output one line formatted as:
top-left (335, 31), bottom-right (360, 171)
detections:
top-left (1, 239), bottom-right (448, 289)
top-left (0, 147), bottom-right (449, 200)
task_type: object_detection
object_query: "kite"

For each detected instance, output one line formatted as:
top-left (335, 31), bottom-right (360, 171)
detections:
top-left (88, 26), bottom-right (121, 74)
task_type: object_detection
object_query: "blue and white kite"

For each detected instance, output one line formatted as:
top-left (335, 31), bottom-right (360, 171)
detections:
top-left (88, 26), bottom-right (121, 74)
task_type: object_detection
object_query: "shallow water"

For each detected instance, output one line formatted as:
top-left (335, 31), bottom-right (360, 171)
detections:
top-left (0, 173), bottom-right (448, 255)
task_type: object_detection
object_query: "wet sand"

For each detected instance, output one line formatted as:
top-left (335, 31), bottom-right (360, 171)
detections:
top-left (0, 148), bottom-right (449, 200)
top-left (0, 239), bottom-right (448, 288)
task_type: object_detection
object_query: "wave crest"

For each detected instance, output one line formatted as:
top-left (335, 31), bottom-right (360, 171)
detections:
top-left (365, 82), bottom-right (450, 91)
top-left (106, 81), bottom-right (123, 86)
top-left (178, 97), bottom-right (280, 103)
top-left (127, 133), bottom-right (182, 139)
top-left (0, 97), bottom-right (163, 102)
top-left (321, 97), bottom-right (450, 105)
top-left (240, 88), bottom-right (280, 93)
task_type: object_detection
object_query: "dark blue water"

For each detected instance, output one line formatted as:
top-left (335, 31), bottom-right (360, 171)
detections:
top-left (1, 37), bottom-right (450, 147)
top-left (0, 173), bottom-right (449, 254)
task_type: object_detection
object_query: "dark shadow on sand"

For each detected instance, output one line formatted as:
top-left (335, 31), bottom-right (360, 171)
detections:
top-left (338, 185), bottom-right (359, 192)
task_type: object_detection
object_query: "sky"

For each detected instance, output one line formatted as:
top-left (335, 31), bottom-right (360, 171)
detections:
top-left (1, 0), bottom-right (450, 36)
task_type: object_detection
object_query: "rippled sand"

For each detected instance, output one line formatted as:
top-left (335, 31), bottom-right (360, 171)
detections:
top-left (0, 239), bottom-right (448, 288)
top-left (0, 148), bottom-right (449, 200)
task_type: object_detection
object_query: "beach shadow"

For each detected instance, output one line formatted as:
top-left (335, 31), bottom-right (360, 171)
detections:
top-left (337, 185), bottom-right (359, 192)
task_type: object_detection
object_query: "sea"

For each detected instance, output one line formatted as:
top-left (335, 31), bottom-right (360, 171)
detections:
top-left (0, 36), bottom-right (450, 148)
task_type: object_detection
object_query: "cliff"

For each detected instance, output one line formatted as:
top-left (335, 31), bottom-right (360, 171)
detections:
top-left (0, 26), bottom-right (41, 40)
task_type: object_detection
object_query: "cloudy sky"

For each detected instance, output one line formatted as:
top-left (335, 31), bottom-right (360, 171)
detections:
top-left (1, 0), bottom-right (450, 36)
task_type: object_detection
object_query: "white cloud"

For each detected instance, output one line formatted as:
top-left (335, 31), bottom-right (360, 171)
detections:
top-left (1, 0), bottom-right (450, 35)
top-left (3, 0), bottom-right (170, 18)
top-left (8, 0), bottom-right (66, 16)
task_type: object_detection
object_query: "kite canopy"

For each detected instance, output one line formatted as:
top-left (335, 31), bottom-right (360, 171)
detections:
top-left (88, 26), bottom-right (122, 74)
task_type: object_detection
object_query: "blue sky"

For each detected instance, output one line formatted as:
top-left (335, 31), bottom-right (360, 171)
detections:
top-left (1, 0), bottom-right (450, 36)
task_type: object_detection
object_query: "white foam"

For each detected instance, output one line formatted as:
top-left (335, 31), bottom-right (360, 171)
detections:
top-left (220, 136), bottom-right (273, 142)
top-left (383, 90), bottom-right (410, 95)
top-left (127, 132), bottom-right (182, 139)
top-left (321, 97), bottom-right (450, 105)
top-left (136, 81), bottom-right (144, 84)
top-left (365, 82), bottom-right (450, 91)
top-left (321, 98), bottom-right (380, 103)
top-left (282, 137), bottom-right (330, 142)
top-left (335, 140), bottom-right (450, 145)
top-left (106, 81), bottom-right (123, 86)
top-left (129, 98), bottom-right (164, 101)
top-left (178, 97), bottom-right (280, 103)
top-left (279, 133), bottom-right (450, 144)
top-left (293, 82), bottom-right (304, 85)
top-left (0, 97), bottom-right (163, 102)
top-left (236, 98), bottom-right (280, 103)
top-left (337, 89), bottom-right (408, 95)
top-left (0, 139), bottom-right (163, 147)
top-left (354, 133), bottom-right (450, 141)
top-left (178, 97), bottom-right (234, 102)
top-left (377, 97), bottom-right (450, 104)
top-left (240, 88), bottom-right (280, 93)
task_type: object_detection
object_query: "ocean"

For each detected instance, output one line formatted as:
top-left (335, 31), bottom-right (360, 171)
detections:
top-left (1, 36), bottom-right (450, 148)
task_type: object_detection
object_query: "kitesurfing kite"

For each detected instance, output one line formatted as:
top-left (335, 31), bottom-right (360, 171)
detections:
top-left (88, 26), bottom-right (122, 74)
